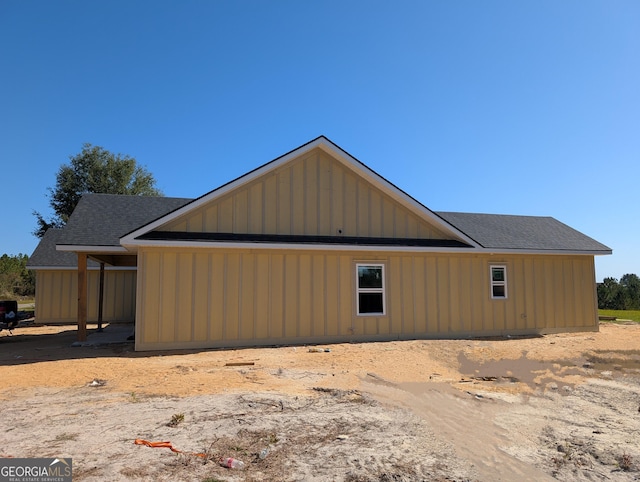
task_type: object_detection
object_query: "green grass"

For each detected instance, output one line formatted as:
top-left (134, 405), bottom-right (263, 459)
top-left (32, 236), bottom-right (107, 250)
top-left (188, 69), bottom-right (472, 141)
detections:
top-left (599, 310), bottom-right (640, 323)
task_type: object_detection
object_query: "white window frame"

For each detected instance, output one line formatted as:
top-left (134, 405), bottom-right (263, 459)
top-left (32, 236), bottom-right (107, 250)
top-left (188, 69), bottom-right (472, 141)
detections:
top-left (490, 265), bottom-right (508, 299)
top-left (356, 263), bottom-right (386, 316)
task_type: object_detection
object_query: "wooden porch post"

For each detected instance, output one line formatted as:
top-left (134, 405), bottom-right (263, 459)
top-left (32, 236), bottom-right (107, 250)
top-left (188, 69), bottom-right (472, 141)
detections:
top-left (97, 262), bottom-right (105, 332)
top-left (77, 253), bottom-right (87, 341)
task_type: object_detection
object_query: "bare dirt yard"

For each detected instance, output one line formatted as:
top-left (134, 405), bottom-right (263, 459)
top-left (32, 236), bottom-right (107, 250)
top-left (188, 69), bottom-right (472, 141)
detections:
top-left (2, 322), bottom-right (640, 481)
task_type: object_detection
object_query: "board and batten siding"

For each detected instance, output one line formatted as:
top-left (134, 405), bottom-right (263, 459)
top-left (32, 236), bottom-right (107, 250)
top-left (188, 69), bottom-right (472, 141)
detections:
top-left (35, 269), bottom-right (136, 324)
top-left (135, 247), bottom-right (598, 351)
top-left (160, 149), bottom-right (450, 240)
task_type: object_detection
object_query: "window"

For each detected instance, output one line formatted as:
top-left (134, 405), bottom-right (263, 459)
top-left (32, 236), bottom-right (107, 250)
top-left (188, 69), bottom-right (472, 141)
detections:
top-left (356, 264), bottom-right (385, 315)
top-left (490, 265), bottom-right (507, 299)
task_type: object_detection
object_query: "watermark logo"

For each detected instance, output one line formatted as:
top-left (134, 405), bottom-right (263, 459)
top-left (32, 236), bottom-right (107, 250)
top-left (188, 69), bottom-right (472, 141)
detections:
top-left (0, 458), bottom-right (72, 482)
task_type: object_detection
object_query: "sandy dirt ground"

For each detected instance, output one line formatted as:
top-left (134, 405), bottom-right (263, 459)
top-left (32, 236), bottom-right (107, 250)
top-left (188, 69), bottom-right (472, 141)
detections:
top-left (1, 322), bottom-right (640, 481)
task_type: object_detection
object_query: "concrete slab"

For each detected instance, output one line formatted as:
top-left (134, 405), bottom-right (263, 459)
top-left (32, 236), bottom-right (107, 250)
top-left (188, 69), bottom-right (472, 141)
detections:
top-left (71, 323), bottom-right (134, 347)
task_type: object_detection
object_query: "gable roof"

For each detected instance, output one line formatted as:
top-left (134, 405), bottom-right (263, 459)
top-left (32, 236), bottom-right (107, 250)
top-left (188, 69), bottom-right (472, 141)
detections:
top-left (120, 136), bottom-right (480, 249)
top-left (436, 212), bottom-right (611, 254)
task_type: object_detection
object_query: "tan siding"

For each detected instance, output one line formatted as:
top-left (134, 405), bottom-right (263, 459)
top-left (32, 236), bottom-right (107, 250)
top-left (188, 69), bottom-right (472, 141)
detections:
top-left (448, 258), bottom-right (461, 332)
top-left (234, 190), bottom-right (248, 233)
top-left (305, 156), bottom-right (319, 235)
top-left (318, 156), bottom-right (332, 235)
top-left (159, 253), bottom-right (176, 343)
top-left (239, 253), bottom-right (255, 340)
top-left (291, 161), bottom-right (305, 235)
top-left (255, 254), bottom-right (270, 339)
top-left (209, 253), bottom-right (224, 340)
top-left (332, 167), bottom-right (344, 235)
top-left (218, 198), bottom-right (233, 232)
top-left (264, 176), bottom-right (277, 235)
top-left (437, 258), bottom-right (451, 331)
top-left (249, 182), bottom-right (263, 234)
top-left (388, 256), bottom-right (402, 333)
top-left (521, 258), bottom-right (534, 329)
top-left (573, 260), bottom-right (585, 327)
top-left (338, 255), bottom-right (352, 335)
top-left (512, 259), bottom-right (525, 330)
top-left (298, 254), bottom-right (312, 337)
top-left (325, 255), bottom-right (340, 336)
top-left (565, 259), bottom-right (578, 327)
top-left (401, 257), bottom-right (414, 333)
top-left (382, 199), bottom-right (394, 237)
top-left (413, 257), bottom-right (427, 333)
top-left (312, 256), bottom-right (325, 337)
top-left (462, 258), bottom-right (474, 331)
top-left (176, 253), bottom-right (193, 343)
top-left (531, 259), bottom-right (544, 329)
top-left (270, 254), bottom-right (284, 338)
top-left (140, 252), bottom-right (158, 343)
top-left (425, 257), bottom-right (439, 332)
top-left (343, 172), bottom-right (357, 236)
top-left (277, 169), bottom-right (291, 234)
top-left (35, 269), bottom-right (135, 324)
top-left (135, 247), bottom-right (599, 351)
top-left (204, 204), bottom-right (217, 232)
top-left (225, 253), bottom-right (240, 340)
top-left (187, 212), bottom-right (203, 232)
top-left (284, 254), bottom-right (298, 337)
top-left (193, 252), bottom-right (209, 341)
top-left (159, 149), bottom-right (453, 241)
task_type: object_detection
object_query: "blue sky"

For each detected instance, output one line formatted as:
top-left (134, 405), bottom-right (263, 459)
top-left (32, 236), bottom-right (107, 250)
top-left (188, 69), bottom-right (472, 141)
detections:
top-left (1, 1), bottom-right (637, 281)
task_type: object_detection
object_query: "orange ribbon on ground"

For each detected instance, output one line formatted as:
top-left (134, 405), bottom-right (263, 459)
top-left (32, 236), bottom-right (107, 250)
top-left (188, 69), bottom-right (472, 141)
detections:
top-left (134, 439), bottom-right (207, 458)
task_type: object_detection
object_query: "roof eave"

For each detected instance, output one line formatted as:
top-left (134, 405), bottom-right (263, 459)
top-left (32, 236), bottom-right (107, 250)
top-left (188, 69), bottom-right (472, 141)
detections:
top-left (56, 245), bottom-right (130, 253)
top-left (482, 248), bottom-right (612, 256)
top-left (121, 239), bottom-right (612, 256)
top-left (121, 239), bottom-right (477, 253)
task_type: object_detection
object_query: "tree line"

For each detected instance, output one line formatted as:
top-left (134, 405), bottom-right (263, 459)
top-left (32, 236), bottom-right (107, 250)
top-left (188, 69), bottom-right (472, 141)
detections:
top-left (597, 274), bottom-right (640, 310)
top-left (0, 254), bottom-right (35, 298)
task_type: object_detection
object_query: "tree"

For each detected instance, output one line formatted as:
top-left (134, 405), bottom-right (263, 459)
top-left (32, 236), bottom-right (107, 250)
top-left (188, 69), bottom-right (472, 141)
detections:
top-left (620, 273), bottom-right (640, 310)
top-left (597, 273), bottom-right (640, 310)
top-left (33, 144), bottom-right (163, 237)
top-left (597, 277), bottom-right (622, 310)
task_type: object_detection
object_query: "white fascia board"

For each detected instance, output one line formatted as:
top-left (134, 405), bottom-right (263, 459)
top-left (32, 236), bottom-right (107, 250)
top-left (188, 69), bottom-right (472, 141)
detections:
top-left (483, 248), bottom-right (612, 256)
top-left (121, 239), bottom-right (476, 253)
top-left (122, 239), bottom-right (610, 256)
top-left (56, 245), bottom-right (129, 253)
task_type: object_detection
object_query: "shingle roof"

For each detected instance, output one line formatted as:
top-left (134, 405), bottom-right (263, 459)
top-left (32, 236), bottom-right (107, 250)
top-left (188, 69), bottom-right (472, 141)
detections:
top-left (27, 229), bottom-right (78, 267)
top-left (58, 193), bottom-right (192, 246)
top-left (436, 212), bottom-right (611, 253)
top-left (29, 194), bottom-right (611, 269)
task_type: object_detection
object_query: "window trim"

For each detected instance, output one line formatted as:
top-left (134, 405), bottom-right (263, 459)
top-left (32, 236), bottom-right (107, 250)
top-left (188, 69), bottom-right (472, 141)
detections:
top-left (356, 263), bottom-right (386, 316)
top-left (490, 265), bottom-right (508, 299)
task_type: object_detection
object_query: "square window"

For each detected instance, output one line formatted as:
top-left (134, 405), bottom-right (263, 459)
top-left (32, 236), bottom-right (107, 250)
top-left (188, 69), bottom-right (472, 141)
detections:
top-left (358, 293), bottom-right (384, 314)
top-left (358, 266), bottom-right (383, 289)
top-left (492, 285), bottom-right (506, 298)
top-left (356, 264), bottom-right (385, 315)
